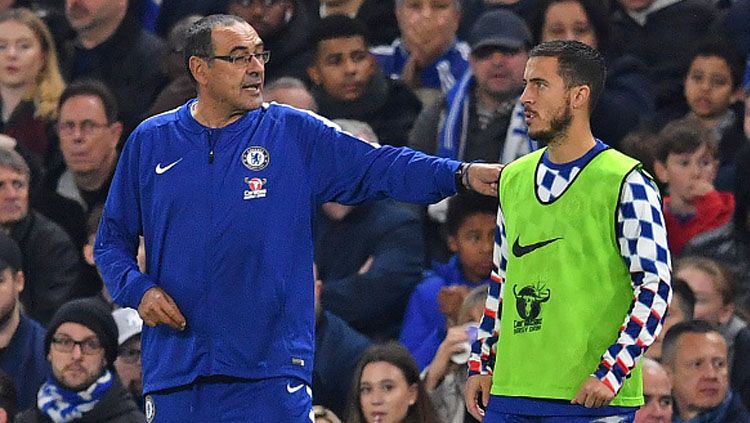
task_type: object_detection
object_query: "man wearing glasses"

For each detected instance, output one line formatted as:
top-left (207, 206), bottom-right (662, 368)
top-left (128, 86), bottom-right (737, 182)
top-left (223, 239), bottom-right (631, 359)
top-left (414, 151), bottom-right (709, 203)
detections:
top-left (46, 79), bottom-right (123, 251)
top-left (17, 298), bottom-right (144, 422)
top-left (95, 14), bottom-right (501, 422)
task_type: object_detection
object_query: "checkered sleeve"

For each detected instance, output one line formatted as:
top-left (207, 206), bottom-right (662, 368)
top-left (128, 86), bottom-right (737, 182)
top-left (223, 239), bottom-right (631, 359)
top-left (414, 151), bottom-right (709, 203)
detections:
top-left (593, 169), bottom-right (672, 394)
top-left (468, 202), bottom-right (505, 376)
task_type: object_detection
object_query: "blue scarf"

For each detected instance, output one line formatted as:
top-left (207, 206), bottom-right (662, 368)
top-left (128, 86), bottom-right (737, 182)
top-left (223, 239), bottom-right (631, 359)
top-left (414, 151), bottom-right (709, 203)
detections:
top-left (437, 71), bottom-right (534, 163)
top-left (37, 369), bottom-right (113, 422)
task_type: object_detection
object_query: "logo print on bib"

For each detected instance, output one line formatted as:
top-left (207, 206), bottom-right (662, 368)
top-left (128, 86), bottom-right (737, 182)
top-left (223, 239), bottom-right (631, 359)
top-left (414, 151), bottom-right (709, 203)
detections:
top-left (241, 146), bottom-right (270, 171)
top-left (512, 283), bottom-right (550, 334)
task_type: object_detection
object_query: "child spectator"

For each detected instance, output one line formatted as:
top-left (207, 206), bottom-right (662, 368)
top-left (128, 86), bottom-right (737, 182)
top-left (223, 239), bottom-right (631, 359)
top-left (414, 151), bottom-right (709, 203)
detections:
top-left (680, 39), bottom-right (746, 191)
top-left (654, 118), bottom-right (734, 256)
top-left (423, 285), bottom-right (487, 423)
top-left (400, 191), bottom-right (496, 370)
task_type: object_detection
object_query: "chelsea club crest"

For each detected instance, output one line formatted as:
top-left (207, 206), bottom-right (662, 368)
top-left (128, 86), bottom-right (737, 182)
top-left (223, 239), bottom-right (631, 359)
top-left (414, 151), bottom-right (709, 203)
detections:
top-left (241, 146), bottom-right (270, 171)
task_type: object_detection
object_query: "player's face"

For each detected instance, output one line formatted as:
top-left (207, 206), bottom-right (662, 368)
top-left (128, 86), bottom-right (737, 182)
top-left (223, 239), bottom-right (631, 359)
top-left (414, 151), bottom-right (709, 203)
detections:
top-left (684, 56), bottom-right (738, 121)
top-left (359, 361), bottom-right (417, 423)
top-left (634, 365), bottom-right (673, 423)
top-left (541, 1), bottom-right (597, 49)
top-left (48, 322), bottom-right (107, 391)
top-left (520, 56), bottom-right (573, 146)
top-left (676, 265), bottom-right (733, 325)
top-left (448, 212), bottom-right (496, 282)
top-left (201, 22), bottom-right (265, 113)
top-left (470, 47), bottom-right (528, 102)
top-left (670, 332), bottom-right (728, 419)
top-left (657, 144), bottom-right (716, 204)
top-left (308, 36), bottom-right (374, 102)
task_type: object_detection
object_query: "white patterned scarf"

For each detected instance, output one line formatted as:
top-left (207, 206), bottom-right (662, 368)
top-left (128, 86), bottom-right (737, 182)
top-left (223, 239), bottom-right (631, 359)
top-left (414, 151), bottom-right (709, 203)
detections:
top-left (37, 370), bottom-right (113, 423)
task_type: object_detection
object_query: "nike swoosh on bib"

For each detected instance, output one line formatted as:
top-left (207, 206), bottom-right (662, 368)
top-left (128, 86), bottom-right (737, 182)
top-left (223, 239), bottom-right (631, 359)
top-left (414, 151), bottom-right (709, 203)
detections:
top-left (512, 236), bottom-right (562, 258)
top-left (155, 158), bottom-right (183, 175)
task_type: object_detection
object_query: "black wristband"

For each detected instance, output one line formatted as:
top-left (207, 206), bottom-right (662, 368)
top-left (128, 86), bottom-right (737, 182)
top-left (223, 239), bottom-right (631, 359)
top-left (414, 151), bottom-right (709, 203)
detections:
top-left (455, 163), bottom-right (469, 194)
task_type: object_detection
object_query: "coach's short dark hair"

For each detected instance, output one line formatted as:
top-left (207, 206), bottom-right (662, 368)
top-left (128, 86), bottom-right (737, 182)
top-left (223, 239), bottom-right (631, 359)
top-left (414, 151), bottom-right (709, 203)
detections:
top-left (311, 14), bottom-right (370, 57)
top-left (662, 319), bottom-right (723, 366)
top-left (529, 40), bottom-right (606, 112)
top-left (59, 79), bottom-right (119, 123)
top-left (183, 14), bottom-right (247, 81)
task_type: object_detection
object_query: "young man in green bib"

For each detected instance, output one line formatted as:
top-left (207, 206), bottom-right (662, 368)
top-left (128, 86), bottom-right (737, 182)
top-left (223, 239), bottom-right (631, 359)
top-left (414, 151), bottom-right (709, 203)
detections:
top-left (465, 40), bottom-right (673, 422)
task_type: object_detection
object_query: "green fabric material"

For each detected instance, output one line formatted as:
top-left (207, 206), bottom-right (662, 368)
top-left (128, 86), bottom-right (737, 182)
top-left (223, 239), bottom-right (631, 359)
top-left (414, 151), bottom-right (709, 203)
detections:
top-left (492, 147), bottom-right (644, 406)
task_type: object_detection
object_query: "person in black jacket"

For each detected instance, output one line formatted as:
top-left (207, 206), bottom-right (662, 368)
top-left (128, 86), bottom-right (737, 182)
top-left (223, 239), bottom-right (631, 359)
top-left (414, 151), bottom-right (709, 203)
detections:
top-left (307, 15), bottom-right (422, 148)
top-left (17, 298), bottom-right (144, 423)
top-left (663, 320), bottom-right (750, 423)
top-left (0, 148), bottom-right (83, 325)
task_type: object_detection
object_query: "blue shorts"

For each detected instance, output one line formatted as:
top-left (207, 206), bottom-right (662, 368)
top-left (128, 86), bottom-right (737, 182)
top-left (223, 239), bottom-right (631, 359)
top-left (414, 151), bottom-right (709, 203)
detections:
top-left (483, 410), bottom-right (635, 423)
top-left (144, 376), bottom-right (313, 422)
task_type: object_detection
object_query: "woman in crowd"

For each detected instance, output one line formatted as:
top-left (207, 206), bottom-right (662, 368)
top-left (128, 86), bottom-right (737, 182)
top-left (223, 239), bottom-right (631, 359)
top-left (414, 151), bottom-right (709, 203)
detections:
top-left (530, 0), bottom-right (654, 148)
top-left (0, 7), bottom-right (64, 171)
top-left (346, 342), bottom-right (439, 423)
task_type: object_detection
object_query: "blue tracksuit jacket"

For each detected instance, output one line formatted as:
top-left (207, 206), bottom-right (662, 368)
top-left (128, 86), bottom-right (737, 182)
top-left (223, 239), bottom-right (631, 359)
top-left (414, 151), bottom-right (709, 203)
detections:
top-left (94, 100), bottom-right (461, 394)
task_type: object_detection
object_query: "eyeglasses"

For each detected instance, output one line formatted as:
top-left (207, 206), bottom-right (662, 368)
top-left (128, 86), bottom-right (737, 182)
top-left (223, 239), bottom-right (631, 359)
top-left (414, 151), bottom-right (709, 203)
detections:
top-left (209, 51), bottom-right (271, 66)
top-left (51, 336), bottom-right (102, 355)
top-left (117, 347), bottom-right (141, 364)
top-left (58, 119), bottom-right (110, 137)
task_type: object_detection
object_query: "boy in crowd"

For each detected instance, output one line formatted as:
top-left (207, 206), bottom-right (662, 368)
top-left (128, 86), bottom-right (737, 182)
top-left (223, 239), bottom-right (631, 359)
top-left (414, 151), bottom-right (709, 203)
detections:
top-left (654, 118), bottom-right (734, 256)
top-left (678, 39), bottom-right (746, 192)
top-left (400, 191), bottom-right (496, 370)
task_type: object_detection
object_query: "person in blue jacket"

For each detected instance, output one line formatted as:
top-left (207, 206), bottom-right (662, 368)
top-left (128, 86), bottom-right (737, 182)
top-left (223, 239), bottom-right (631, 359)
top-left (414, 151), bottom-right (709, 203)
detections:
top-left (93, 14), bottom-right (501, 422)
top-left (400, 191), bottom-right (496, 370)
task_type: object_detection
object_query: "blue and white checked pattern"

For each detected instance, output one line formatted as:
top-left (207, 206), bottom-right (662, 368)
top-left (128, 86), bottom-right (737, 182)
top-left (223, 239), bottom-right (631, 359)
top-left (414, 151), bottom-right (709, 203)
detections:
top-left (469, 159), bottom-right (672, 395)
top-left (537, 165), bottom-right (581, 203)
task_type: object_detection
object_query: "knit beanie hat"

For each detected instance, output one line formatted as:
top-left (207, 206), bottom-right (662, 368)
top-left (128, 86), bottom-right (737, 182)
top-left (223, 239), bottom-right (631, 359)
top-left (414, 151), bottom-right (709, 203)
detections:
top-left (44, 298), bottom-right (119, 366)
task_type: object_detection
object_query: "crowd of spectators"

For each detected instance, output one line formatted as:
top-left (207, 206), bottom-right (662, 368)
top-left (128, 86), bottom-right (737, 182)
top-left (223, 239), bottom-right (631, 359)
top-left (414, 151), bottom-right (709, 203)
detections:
top-left (0, 0), bottom-right (748, 422)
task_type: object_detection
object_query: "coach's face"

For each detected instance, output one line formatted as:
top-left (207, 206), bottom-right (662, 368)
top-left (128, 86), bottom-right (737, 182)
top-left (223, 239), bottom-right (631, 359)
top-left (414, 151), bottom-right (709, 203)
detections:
top-left (195, 22), bottom-right (266, 114)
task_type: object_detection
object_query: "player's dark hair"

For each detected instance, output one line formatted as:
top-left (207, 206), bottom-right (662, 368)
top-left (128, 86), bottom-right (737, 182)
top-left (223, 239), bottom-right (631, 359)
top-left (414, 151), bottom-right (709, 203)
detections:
top-left (529, 40), bottom-right (606, 111)
top-left (446, 192), bottom-right (498, 236)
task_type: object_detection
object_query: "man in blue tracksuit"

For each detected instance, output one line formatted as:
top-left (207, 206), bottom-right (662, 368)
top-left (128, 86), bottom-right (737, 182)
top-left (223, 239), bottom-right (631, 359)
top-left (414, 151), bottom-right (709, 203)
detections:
top-left (94, 14), bottom-right (501, 422)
